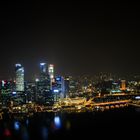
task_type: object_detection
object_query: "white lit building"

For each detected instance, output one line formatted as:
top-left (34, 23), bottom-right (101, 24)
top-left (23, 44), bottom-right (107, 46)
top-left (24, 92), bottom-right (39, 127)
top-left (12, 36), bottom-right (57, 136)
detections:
top-left (48, 64), bottom-right (54, 82)
top-left (15, 64), bottom-right (24, 92)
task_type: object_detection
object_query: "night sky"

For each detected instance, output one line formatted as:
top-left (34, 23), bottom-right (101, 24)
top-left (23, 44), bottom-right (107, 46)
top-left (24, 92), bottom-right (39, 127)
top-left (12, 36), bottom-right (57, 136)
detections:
top-left (0, 1), bottom-right (140, 80)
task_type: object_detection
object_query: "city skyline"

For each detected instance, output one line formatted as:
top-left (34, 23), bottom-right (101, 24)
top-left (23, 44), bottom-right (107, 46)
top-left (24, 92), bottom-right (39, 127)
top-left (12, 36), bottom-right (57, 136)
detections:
top-left (0, 1), bottom-right (140, 79)
top-left (0, 61), bottom-right (139, 81)
top-left (0, 1), bottom-right (140, 139)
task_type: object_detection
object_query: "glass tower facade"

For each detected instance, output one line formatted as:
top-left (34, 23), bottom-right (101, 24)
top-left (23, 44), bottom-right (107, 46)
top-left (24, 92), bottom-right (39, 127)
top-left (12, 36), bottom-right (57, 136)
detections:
top-left (36, 63), bottom-right (54, 105)
top-left (48, 64), bottom-right (54, 80)
top-left (15, 64), bottom-right (24, 92)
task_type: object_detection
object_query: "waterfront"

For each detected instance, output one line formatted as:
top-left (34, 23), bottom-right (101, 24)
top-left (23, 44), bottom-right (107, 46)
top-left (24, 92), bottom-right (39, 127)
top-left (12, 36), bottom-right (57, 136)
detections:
top-left (0, 106), bottom-right (139, 140)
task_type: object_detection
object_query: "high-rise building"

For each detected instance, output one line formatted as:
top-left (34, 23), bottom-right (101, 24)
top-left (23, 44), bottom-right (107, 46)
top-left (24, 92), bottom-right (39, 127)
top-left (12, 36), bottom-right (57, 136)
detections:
top-left (52, 76), bottom-right (65, 101)
top-left (15, 64), bottom-right (24, 92)
top-left (40, 63), bottom-right (47, 81)
top-left (39, 63), bottom-right (50, 91)
top-left (48, 64), bottom-right (54, 81)
top-left (40, 63), bottom-right (47, 73)
top-left (36, 62), bottom-right (53, 105)
top-left (48, 64), bottom-right (54, 89)
top-left (64, 77), bottom-right (70, 98)
top-left (69, 76), bottom-right (77, 97)
top-left (25, 81), bottom-right (36, 103)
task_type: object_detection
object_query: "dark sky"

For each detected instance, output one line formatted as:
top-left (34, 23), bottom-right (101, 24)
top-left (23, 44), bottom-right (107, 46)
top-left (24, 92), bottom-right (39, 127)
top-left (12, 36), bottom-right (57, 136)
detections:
top-left (0, 1), bottom-right (140, 80)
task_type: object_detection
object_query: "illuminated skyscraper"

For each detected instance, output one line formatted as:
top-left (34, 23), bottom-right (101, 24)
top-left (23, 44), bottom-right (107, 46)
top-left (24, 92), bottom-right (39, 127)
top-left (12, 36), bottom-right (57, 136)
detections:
top-left (40, 63), bottom-right (47, 81)
top-left (15, 64), bottom-right (24, 92)
top-left (36, 62), bottom-right (53, 105)
top-left (48, 64), bottom-right (54, 90)
top-left (48, 64), bottom-right (54, 81)
top-left (52, 76), bottom-right (65, 101)
top-left (38, 62), bottom-right (50, 91)
top-left (40, 63), bottom-right (46, 73)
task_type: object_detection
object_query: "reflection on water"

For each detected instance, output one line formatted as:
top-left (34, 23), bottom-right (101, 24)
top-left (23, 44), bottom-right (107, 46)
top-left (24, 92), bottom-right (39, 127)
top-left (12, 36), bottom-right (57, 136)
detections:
top-left (4, 128), bottom-right (11, 137)
top-left (41, 127), bottom-right (48, 140)
top-left (0, 113), bottom-right (64, 140)
top-left (54, 116), bottom-right (61, 129)
top-left (0, 107), bottom-right (140, 140)
top-left (21, 127), bottom-right (29, 140)
top-left (14, 121), bottom-right (20, 131)
top-left (65, 121), bottom-right (71, 130)
top-left (26, 119), bottom-right (29, 126)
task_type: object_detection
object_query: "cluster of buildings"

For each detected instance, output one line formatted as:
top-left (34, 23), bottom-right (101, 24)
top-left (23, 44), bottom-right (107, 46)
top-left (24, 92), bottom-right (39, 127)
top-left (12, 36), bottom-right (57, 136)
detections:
top-left (0, 63), bottom-right (70, 107)
top-left (0, 63), bottom-right (140, 108)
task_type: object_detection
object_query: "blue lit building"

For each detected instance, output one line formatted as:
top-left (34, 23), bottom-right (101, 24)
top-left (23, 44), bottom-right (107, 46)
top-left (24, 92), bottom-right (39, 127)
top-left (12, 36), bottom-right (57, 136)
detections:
top-left (52, 76), bottom-right (65, 102)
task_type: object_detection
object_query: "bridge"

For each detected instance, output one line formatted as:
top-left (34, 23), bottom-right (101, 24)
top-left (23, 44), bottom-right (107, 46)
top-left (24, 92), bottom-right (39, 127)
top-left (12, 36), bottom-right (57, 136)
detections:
top-left (94, 100), bottom-right (130, 106)
top-left (85, 99), bottom-right (131, 111)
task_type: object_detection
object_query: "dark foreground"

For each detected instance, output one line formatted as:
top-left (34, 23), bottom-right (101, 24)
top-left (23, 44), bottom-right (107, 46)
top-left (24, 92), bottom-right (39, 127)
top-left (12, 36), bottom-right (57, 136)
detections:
top-left (0, 106), bottom-right (140, 140)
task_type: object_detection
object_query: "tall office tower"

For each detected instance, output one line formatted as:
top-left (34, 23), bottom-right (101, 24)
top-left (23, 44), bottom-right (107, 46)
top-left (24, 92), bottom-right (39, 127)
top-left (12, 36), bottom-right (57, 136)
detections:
top-left (48, 64), bottom-right (54, 89)
top-left (39, 63), bottom-right (50, 90)
top-left (64, 77), bottom-right (70, 97)
top-left (69, 76), bottom-right (77, 97)
top-left (40, 63), bottom-right (47, 81)
top-left (52, 76), bottom-right (65, 101)
top-left (48, 64), bottom-right (54, 81)
top-left (15, 64), bottom-right (24, 92)
top-left (36, 62), bottom-right (53, 105)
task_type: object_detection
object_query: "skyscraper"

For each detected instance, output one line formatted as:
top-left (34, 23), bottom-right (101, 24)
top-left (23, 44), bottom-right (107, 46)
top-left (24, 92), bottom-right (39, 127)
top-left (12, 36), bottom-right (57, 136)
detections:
top-left (15, 64), bottom-right (24, 92)
top-left (64, 77), bottom-right (70, 97)
top-left (36, 62), bottom-right (53, 105)
top-left (40, 63), bottom-right (47, 81)
top-left (48, 64), bottom-right (54, 81)
top-left (48, 64), bottom-right (54, 90)
top-left (52, 76), bottom-right (65, 101)
top-left (39, 63), bottom-right (51, 91)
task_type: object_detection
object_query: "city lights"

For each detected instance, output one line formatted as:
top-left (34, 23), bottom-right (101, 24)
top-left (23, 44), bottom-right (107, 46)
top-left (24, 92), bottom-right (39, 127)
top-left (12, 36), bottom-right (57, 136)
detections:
top-left (0, 1), bottom-right (140, 140)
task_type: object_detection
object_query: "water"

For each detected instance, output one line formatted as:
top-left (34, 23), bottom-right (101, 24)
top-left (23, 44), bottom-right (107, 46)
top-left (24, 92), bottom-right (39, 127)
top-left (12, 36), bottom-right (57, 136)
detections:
top-left (0, 106), bottom-right (139, 140)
